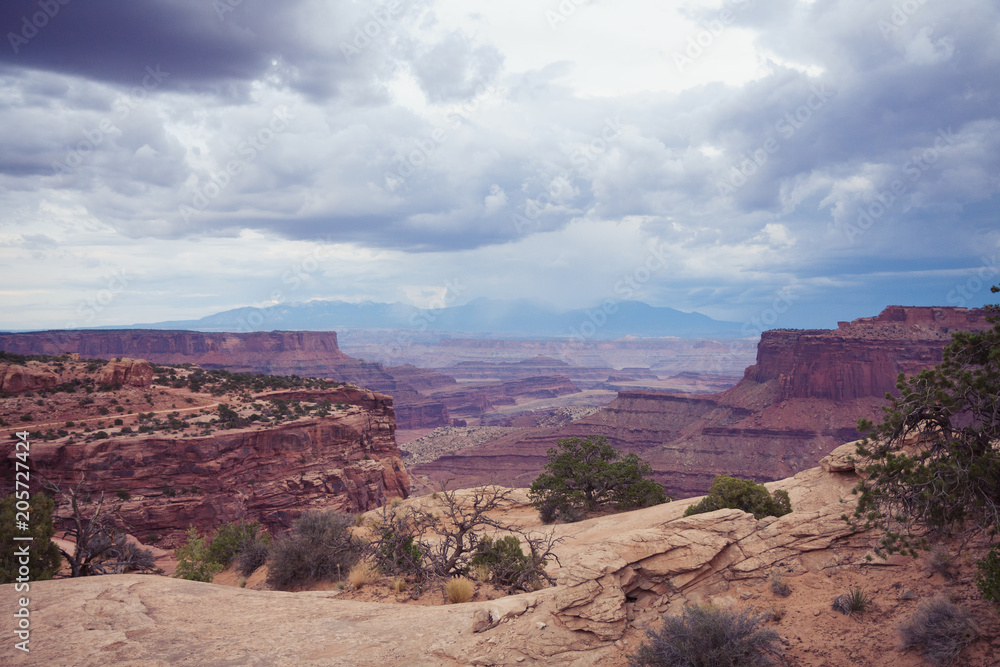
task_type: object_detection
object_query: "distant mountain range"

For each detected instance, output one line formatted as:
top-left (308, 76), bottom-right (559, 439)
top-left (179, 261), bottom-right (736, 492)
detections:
top-left (123, 298), bottom-right (747, 339)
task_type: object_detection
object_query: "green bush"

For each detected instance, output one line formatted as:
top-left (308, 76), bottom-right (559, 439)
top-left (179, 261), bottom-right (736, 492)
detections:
top-left (529, 436), bottom-right (669, 522)
top-left (469, 535), bottom-right (529, 586)
top-left (684, 475), bottom-right (792, 520)
top-left (208, 519), bottom-right (268, 567)
top-left (629, 604), bottom-right (783, 667)
top-left (174, 526), bottom-right (223, 582)
top-left (0, 494), bottom-right (62, 583)
top-left (975, 546), bottom-right (1000, 604)
top-left (266, 510), bottom-right (360, 590)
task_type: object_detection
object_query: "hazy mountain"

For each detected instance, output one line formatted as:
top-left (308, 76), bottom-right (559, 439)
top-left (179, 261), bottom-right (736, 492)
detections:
top-left (126, 298), bottom-right (746, 339)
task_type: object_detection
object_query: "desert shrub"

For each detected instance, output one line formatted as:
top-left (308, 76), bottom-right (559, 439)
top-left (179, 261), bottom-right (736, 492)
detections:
top-left (629, 604), bottom-right (782, 667)
top-left (347, 561), bottom-right (379, 588)
top-left (208, 519), bottom-right (268, 567)
top-left (235, 535), bottom-right (272, 578)
top-left (116, 490), bottom-right (131, 501)
top-left (832, 587), bottom-right (871, 616)
top-left (367, 506), bottom-right (425, 578)
top-left (265, 510), bottom-right (360, 590)
top-left (899, 596), bottom-right (979, 666)
top-left (684, 476), bottom-right (792, 520)
top-left (0, 493), bottom-right (62, 583)
top-left (925, 545), bottom-right (955, 579)
top-left (391, 577), bottom-right (407, 593)
top-left (174, 526), bottom-right (223, 583)
top-left (768, 572), bottom-right (792, 598)
top-left (529, 435), bottom-right (668, 522)
top-left (975, 546), bottom-right (1000, 604)
top-left (469, 535), bottom-right (529, 586)
top-left (445, 576), bottom-right (475, 603)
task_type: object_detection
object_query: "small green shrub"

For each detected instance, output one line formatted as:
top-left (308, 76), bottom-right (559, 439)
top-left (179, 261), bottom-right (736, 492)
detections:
top-left (208, 519), bottom-right (267, 567)
top-left (469, 535), bottom-right (530, 587)
top-left (684, 476), bottom-right (792, 520)
top-left (174, 526), bottom-right (223, 583)
top-left (629, 604), bottom-right (782, 667)
top-left (975, 546), bottom-right (1000, 604)
top-left (899, 596), bottom-right (979, 666)
top-left (116, 490), bottom-right (131, 501)
top-left (265, 510), bottom-right (360, 590)
top-left (832, 587), bottom-right (871, 616)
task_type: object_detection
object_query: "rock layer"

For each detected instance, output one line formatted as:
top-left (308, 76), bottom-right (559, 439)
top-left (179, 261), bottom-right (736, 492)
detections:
top-left (0, 330), bottom-right (451, 429)
top-left (415, 306), bottom-right (992, 497)
top-left (6, 385), bottom-right (408, 546)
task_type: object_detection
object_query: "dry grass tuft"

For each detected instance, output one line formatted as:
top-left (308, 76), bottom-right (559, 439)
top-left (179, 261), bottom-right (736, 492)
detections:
top-left (445, 576), bottom-right (475, 603)
top-left (391, 578), bottom-right (407, 593)
top-left (899, 595), bottom-right (978, 666)
top-left (347, 561), bottom-right (379, 589)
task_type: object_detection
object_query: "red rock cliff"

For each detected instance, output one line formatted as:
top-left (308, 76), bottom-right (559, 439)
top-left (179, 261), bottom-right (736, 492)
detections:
top-left (742, 306), bottom-right (992, 401)
top-left (0, 330), bottom-right (451, 429)
top-left (415, 306), bottom-right (993, 497)
top-left (7, 386), bottom-right (408, 546)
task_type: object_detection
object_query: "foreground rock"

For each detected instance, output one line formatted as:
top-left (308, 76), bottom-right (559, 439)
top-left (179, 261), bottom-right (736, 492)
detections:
top-left (6, 440), bottom-right (996, 665)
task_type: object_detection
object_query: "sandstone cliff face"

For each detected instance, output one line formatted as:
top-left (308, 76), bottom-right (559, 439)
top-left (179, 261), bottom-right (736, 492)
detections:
top-left (415, 307), bottom-right (991, 497)
top-left (17, 385), bottom-right (408, 546)
top-left (0, 330), bottom-right (451, 429)
top-left (97, 358), bottom-right (153, 388)
top-left (0, 361), bottom-right (59, 394)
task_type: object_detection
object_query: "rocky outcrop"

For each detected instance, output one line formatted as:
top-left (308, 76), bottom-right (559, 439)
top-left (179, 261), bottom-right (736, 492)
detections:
top-left (97, 357), bottom-right (153, 388)
top-left (15, 441), bottom-right (998, 666)
top-left (415, 307), bottom-right (992, 497)
top-left (0, 330), bottom-right (451, 429)
top-left (12, 385), bottom-right (408, 546)
top-left (0, 361), bottom-right (59, 394)
top-left (426, 375), bottom-right (581, 419)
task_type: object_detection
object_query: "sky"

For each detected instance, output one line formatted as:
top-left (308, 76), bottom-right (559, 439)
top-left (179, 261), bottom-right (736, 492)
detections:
top-left (0, 0), bottom-right (998, 333)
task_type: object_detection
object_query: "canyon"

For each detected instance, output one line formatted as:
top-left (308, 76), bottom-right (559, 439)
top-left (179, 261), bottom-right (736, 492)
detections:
top-left (414, 306), bottom-right (993, 497)
top-left (0, 356), bottom-right (409, 547)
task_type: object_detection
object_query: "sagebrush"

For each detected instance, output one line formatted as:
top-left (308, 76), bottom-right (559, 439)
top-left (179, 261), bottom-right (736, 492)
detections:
top-left (629, 604), bottom-right (782, 667)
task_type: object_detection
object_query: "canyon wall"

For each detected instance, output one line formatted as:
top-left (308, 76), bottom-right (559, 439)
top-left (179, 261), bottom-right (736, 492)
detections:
top-left (415, 306), bottom-right (992, 496)
top-left (3, 385), bottom-right (409, 546)
top-left (0, 330), bottom-right (451, 429)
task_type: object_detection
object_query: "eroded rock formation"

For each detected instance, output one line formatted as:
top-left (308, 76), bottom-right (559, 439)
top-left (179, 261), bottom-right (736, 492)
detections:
top-left (16, 385), bottom-right (408, 546)
top-left (0, 361), bottom-right (59, 394)
top-left (97, 358), bottom-right (153, 388)
top-left (0, 330), bottom-right (451, 429)
top-left (415, 306), bottom-right (993, 496)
